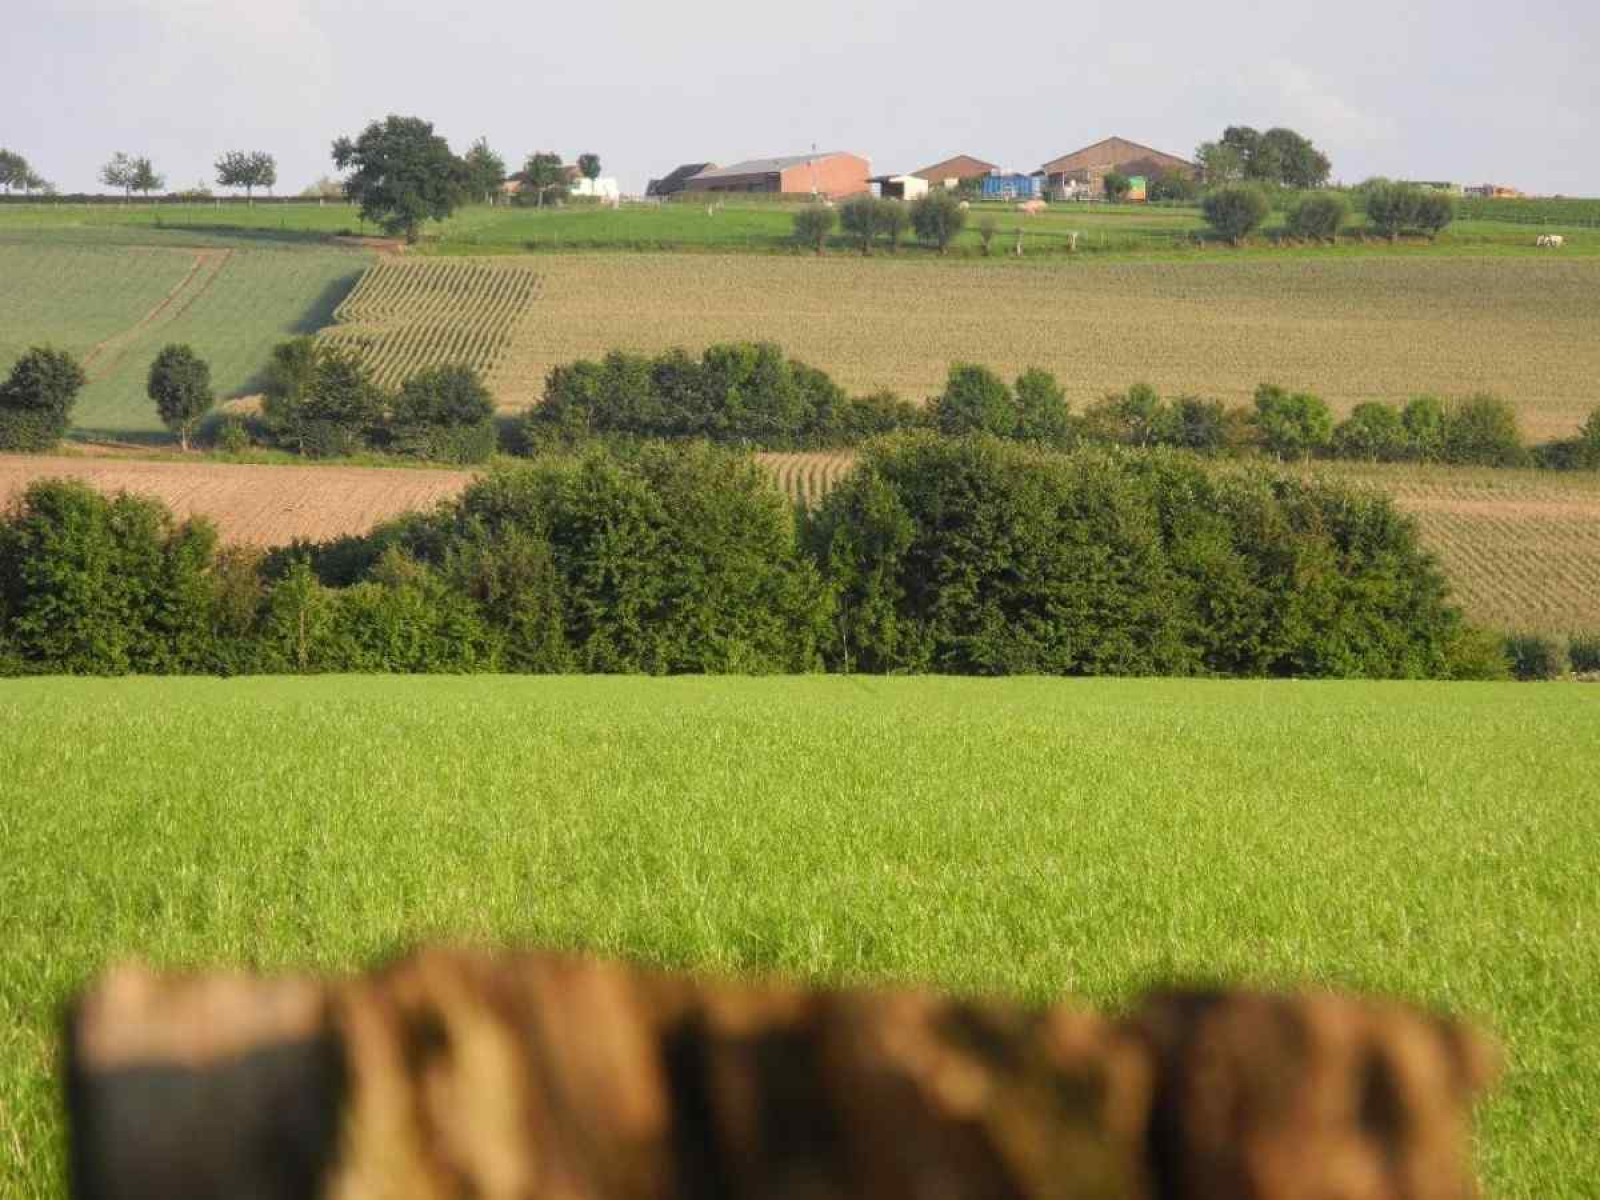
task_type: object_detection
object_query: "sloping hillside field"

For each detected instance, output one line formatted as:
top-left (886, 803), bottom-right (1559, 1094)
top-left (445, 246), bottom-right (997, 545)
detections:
top-left (480, 254), bottom-right (1600, 436)
top-left (1, 676), bottom-right (1596, 1198)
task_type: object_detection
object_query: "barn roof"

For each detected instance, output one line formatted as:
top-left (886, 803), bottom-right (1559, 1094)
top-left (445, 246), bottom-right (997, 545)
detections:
top-left (911, 155), bottom-right (998, 182)
top-left (1039, 136), bottom-right (1194, 175)
top-left (690, 153), bottom-right (854, 179)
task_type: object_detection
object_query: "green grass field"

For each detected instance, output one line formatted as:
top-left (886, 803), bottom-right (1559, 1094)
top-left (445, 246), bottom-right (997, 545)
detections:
top-left (3, 197), bottom-right (1595, 259)
top-left (0, 239), bottom-right (370, 441)
top-left (1, 676), bottom-right (1595, 1197)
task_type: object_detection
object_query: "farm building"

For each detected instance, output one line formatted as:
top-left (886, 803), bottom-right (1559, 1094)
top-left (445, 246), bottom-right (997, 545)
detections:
top-left (681, 153), bottom-right (870, 199)
top-left (646, 163), bottom-right (716, 198)
top-left (868, 174), bottom-right (929, 200)
top-left (1038, 137), bottom-right (1195, 200)
top-left (1465, 183), bottom-right (1522, 199)
top-left (978, 173), bottom-right (1042, 200)
top-left (911, 155), bottom-right (999, 189)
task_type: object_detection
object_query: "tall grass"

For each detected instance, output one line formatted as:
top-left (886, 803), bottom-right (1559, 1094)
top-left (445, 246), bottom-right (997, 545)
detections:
top-left (1, 676), bottom-right (1597, 1197)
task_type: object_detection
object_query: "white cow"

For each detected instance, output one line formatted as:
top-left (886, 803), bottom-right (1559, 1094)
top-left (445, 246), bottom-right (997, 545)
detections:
top-left (1016, 199), bottom-right (1047, 215)
top-left (1536, 234), bottom-right (1565, 248)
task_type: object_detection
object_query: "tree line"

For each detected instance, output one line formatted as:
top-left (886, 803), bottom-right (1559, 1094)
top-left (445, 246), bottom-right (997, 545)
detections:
top-left (0, 439), bottom-right (1514, 680)
top-left (7, 338), bottom-right (1597, 473)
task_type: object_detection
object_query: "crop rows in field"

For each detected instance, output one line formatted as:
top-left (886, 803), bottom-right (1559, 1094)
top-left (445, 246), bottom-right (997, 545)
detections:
top-left (759, 452), bottom-right (856, 508)
top-left (319, 258), bottom-right (543, 393)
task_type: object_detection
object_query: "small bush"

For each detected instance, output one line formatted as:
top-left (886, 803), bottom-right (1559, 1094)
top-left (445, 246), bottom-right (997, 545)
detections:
top-left (1401, 395), bottom-right (1447, 462)
top-left (1253, 383), bottom-right (1333, 459)
top-left (388, 363), bottom-right (497, 463)
top-left (261, 337), bottom-right (386, 457)
top-left (1441, 394), bottom-right (1527, 467)
top-left (1285, 192), bottom-right (1349, 241)
top-left (1364, 181), bottom-right (1424, 240)
top-left (1567, 632), bottom-right (1600, 674)
top-left (213, 414), bottom-right (251, 454)
top-left (792, 205), bottom-right (835, 255)
top-left (1201, 185), bottom-right (1271, 244)
top-left (1443, 626), bottom-right (1512, 681)
top-left (1503, 632), bottom-right (1566, 680)
top-left (878, 199), bottom-right (910, 252)
top-left (0, 346), bottom-right (86, 452)
top-left (838, 194), bottom-right (880, 255)
top-left (1333, 402), bottom-right (1411, 462)
top-left (1415, 191), bottom-right (1456, 239)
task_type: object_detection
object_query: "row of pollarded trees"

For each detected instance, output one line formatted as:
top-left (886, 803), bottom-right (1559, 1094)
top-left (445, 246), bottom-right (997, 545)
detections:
top-left (1200, 180), bottom-right (1456, 245)
top-left (794, 190), bottom-right (969, 255)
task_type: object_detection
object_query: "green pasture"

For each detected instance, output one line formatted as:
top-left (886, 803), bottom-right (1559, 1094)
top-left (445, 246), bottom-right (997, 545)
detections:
top-left (2, 197), bottom-right (1594, 259)
top-left (0, 676), bottom-right (1595, 1197)
top-left (0, 239), bottom-right (369, 441)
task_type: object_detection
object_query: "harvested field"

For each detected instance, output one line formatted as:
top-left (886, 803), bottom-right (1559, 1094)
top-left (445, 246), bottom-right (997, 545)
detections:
top-left (5, 452), bottom-right (1597, 633)
top-left (496, 255), bottom-right (1600, 438)
top-left (0, 455), bottom-right (473, 545)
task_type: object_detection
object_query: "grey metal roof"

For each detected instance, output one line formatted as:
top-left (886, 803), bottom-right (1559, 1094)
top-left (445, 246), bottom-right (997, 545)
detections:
top-left (690, 153), bottom-right (851, 179)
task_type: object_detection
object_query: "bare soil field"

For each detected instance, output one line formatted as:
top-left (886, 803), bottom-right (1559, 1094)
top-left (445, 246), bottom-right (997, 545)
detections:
top-left (5, 452), bottom-right (1596, 633)
top-left (0, 455), bottom-right (473, 546)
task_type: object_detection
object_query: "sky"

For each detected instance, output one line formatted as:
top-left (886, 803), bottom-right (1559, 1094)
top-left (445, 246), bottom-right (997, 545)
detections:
top-left (6, 0), bottom-right (1599, 198)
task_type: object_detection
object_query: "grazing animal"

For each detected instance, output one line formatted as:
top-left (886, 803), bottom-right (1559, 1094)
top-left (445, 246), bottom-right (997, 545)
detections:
top-left (1016, 199), bottom-right (1047, 215)
top-left (1537, 234), bottom-right (1565, 248)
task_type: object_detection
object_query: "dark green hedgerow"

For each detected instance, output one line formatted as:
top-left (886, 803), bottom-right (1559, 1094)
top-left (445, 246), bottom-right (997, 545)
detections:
top-left (0, 439), bottom-right (1508, 679)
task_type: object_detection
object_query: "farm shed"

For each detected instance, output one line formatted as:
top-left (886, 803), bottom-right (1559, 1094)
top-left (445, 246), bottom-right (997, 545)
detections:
top-left (1038, 137), bottom-right (1195, 200)
top-left (647, 163), bottom-right (716, 198)
top-left (682, 153), bottom-right (870, 200)
top-left (869, 174), bottom-right (929, 200)
top-left (978, 173), bottom-right (1042, 200)
top-left (911, 155), bottom-right (999, 188)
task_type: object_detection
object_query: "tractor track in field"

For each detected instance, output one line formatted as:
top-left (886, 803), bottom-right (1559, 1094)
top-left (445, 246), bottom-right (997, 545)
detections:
top-left (80, 248), bottom-right (233, 382)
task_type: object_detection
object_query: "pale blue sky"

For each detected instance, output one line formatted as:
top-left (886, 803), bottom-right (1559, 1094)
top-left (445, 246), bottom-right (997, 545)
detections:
top-left (7, 0), bottom-right (1598, 196)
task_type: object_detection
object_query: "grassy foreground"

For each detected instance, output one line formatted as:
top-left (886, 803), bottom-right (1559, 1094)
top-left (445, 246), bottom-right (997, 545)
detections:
top-left (1, 676), bottom-right (1596, 1196)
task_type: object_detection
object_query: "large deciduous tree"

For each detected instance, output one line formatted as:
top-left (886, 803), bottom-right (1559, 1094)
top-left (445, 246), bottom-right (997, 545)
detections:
top-left (462, 138), bottom-right (506, 204)
top-left (0, 346), bottom-right (87, 452)
top-left (332, 116), bottom-right (468, 242)
top-left (1201, 126), bottom-right (1331, 189)
top-left (215, 151), bottom-right (277, 203)
top-left (576, 153), bottom-right (601, 182)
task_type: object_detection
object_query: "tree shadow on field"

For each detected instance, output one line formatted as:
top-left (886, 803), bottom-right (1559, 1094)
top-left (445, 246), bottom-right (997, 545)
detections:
top-left (233, 268), bottom-right (366, 397)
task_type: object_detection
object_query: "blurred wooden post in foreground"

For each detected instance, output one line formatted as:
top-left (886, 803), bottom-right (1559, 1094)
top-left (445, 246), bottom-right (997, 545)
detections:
top-left (65, 948), bottom-right (1498, 1200)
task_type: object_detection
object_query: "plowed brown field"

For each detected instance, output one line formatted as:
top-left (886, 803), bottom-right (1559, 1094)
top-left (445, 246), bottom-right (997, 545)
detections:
top-left (4, 453), bottom-right (1595, 633)
top-left (0, 455), bottom-right (474, 546)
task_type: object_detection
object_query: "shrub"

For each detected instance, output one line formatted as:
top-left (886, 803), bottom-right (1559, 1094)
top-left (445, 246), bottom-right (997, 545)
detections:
top-left (261, 337), bottom-right (386, 457)
top-left (1567, 631), bottom-right (1600, 674)
top-left (1503, 632), bottom-right (1566, 681)
top-left (910, 188), bottom-right (966, 253)
top-left (146, 343), bottom-right (214, 450)
top-left (1147, 170), bottom-right (1197, 203)
top-left (1333, 402), bottom-right (1411, 462)
top-left (0, 346), bottom-right (85, 452)
top-left (388, 363), bottom-right (497, 463)
top-left (214, 414), bottom-right (251, 454)
top-left (1443, 626), bottom-right (1512, 681)
top-left (0, 479), bottom-right (223, 674)
top-left (1081, 383), bottom-right (1171, 448)
top-left (1201, 185), bottom-right (1270, 244)
top-left (931, 364), bottom-right (1015, 437)
top-left (1441, 394), bottom-right (1527, 467)
top-left (792, 204), bottom-right (835, 255)
top-left (1103, 171), bottom-right (1132, 201)
top-left (1285, 192), bottom-right (1349, 241)
top-left (1252, 383), bottom-right (1333, 459)
top-left (1166, 395), bottom-right (1229, 453)
top-left (1401, 395), bottom-right (1447, 462)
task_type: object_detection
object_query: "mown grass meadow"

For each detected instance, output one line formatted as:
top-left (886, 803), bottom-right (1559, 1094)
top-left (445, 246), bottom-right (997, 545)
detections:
top-left (1, 676), bottom-right (1596, 1197)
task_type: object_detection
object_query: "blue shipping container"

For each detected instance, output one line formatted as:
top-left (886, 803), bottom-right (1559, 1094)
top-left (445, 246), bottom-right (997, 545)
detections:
top-left (978, 173), bottom-right (1041, 199)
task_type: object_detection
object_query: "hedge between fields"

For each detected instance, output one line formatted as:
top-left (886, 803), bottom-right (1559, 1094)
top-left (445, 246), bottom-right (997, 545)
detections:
top-left (517, 345), bottom-right (1600, 471)
top-left (0, 438), bottom-right (1512, 680)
